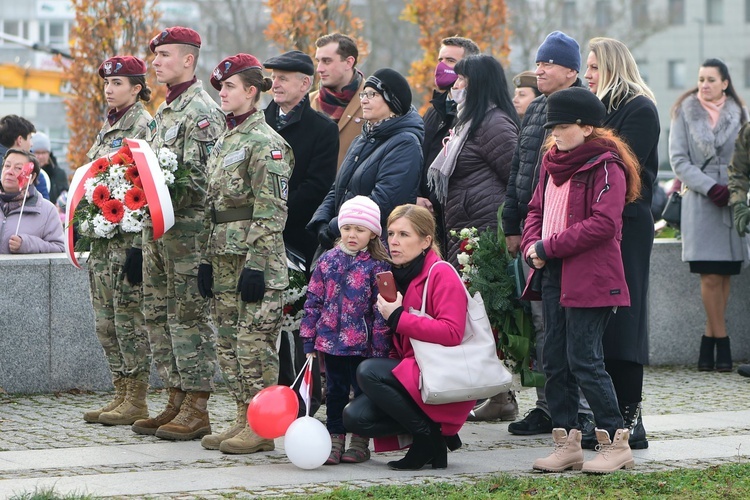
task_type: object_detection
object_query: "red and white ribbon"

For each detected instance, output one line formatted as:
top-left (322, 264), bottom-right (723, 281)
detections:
top-left (65, 140), bottom-right (175, 268)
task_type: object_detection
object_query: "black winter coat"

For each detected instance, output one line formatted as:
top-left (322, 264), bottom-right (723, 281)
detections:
top-left (264, 97), bottom-right (339, 266)
top-left (42, 152), bottom-right (69, 205)
top-left (503, 79), bottom-right (584, 236)
top-left (444, 107), bottom-right (518, 264)
top-left (601, 94), bottom-right (660, 366)
top-left (308, 109), bottom-right (425, 236)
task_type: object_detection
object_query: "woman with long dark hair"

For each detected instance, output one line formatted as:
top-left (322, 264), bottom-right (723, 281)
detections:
top-left (427, 54), bottom-right (519, 265)
top-left (669, 58), bottom-right (747, 374)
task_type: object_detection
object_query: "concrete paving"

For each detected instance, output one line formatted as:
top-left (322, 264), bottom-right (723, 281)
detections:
top-left (1, 365), bottom-right (750, 499)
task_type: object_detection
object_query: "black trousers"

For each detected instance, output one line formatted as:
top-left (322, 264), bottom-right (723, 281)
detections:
top-left (343, 358), bottom-right (433, 437)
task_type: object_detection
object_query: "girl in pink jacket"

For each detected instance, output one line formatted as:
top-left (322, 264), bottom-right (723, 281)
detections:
top-left (521, 87), bottom-right (641, 474)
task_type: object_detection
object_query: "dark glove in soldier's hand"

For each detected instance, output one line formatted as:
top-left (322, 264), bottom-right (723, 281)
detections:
top-left (317, 223), bottom-right (335, 250)
top-left (121, 247), bottom-right (143, 286)
top-left (197, 263), bottom-right (214, 298)
top-left (734, 202), bottom-right (750, 237)
top-left (237, 268), bottom-right (265, 303)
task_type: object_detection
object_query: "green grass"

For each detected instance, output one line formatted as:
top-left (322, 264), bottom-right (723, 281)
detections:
top-left (9, 486), bottom-right (97, 500)
top-left (294, 463), bottom-right (750, 499)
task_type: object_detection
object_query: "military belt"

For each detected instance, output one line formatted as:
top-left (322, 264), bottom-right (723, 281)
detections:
top-left (211, 206), bottom-right (254, 224)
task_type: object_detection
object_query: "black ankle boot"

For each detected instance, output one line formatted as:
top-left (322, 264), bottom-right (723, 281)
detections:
top-left (715, 337), bottom-right (732, 372)
top-left (621, 402), bottom-right (648, 450)
top-left (698, 336), bottom-right (715, 371)
top-left (387, 428), bottom-right (447, 470)
top-left (444, 434), bottom-right (462, 451)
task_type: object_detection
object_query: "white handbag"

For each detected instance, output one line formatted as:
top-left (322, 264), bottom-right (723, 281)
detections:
top-left (409, 261), bottom-right (513, 404)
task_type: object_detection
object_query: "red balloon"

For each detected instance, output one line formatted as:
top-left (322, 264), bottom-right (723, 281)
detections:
top-left (247, 385), bottom-right (299, 439)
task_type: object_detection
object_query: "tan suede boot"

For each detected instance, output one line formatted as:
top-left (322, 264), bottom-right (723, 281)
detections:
top-left (219, 423), bottom-right (275, 454)
top-left (99, 379), bottom-right (150, 426)
top-left (154, 391), bottom-right (211, 441)
top-left (201, 400), bottom-right (248, 450)
top-left (467, 392), bottom-right (519, 421)
top-left (131, 387), bottom-right (186, 435)
top-left (340, 434), bottom-right (371, 463)
top-left (582, 428), bottom-right (634, 474)
top-left (533, 428), bottom-right (584, 472)
top-left (84, 378), bottom-right (127, 423)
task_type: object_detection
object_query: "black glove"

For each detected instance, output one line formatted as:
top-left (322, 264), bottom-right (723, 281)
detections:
top-left (121, 247), bottom-right (143, 286)
top-left (237, 268), bottom-right (265, 303)
top-left (317, 223), bottom-right (335, 250)
top-left (197, 263), bottom-right (214, 298)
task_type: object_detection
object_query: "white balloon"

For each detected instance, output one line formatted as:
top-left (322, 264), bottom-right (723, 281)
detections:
top-left (284, 416), bottom-right (332, 469)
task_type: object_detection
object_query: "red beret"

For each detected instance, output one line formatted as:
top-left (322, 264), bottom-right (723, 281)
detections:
top-left (210, 54), bottom-right (262, 90)
top-left (149, 26), bottom-right (201, 53)
top-left (98, 56), bottom-right (147, 79)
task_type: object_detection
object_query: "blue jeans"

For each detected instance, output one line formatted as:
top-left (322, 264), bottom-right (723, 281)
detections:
top-left (324, 354), bottom-right (366, 434)
top-left (541, 260), bottom-right (623, 438)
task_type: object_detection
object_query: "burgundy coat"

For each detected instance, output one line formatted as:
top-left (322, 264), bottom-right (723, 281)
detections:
top-left (390, 249), bottom-right (475, 435)
top-left (521, 150), bottom-right (630, 308)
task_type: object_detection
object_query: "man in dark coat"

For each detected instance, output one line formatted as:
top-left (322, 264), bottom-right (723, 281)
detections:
top-left (263, 50), bottom-right (338, 417)
top-left (501, 31), bottom-right (594, 437)
top-left (418, 36), bottom-right (479, 250)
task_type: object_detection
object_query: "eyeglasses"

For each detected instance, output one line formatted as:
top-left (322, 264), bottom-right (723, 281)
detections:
top-left (358, 91), bottom-right (380, 100)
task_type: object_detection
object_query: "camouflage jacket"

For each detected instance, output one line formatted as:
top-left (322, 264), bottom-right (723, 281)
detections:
top-left (86, 101), bottom-right (153, 256)
top-left (203, 109), bottom-right (294, 290)
top-left (729, 122), bottom-right (750, 206)
top-left (148, 80), bottom-right (225, 213)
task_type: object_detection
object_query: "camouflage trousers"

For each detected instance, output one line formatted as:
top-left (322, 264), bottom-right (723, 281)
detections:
top-left (87, 243), bottom-right (151, 382)
top-left (210, 253), bottom-right (283, 404)
top-left (142, 219), bottom-right (217, 392)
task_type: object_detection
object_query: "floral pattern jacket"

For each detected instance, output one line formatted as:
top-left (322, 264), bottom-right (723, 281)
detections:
top-left (300, 245), bottom-right (391, 357)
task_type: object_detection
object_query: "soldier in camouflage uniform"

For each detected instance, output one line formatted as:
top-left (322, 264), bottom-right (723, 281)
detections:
top-left (129, 27), bottom-right (226, 441)
top-left (83, 56), bottom-right (153, 426)
top-left (196, 54), bottom-right (293, 454)
top-left (729, 122), bottom-right (750, 377)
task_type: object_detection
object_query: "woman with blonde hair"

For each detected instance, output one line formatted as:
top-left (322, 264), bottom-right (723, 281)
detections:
top-left (584, 37), bottom-right (659, 450)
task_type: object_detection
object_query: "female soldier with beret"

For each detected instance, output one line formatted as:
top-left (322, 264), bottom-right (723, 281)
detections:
top-left (83, 56), bottom-right (154, 426)
top-left (197, 54), bottom-right (294, 455)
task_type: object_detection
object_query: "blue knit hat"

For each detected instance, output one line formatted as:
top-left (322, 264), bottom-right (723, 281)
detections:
top-left (536, 31), bottom-right (580, 72)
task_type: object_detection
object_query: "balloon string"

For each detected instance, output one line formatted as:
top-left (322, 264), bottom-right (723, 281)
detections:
top-left (14, 180), bottom-right (32, 236)
top-left (291, 356), bottom-right (312, 388)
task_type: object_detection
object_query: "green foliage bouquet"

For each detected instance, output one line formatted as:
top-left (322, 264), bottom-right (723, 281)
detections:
top-left (450, 206), bottom-right (544, 387)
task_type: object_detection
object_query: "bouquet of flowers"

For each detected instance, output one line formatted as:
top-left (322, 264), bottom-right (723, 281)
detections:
top-left (74, 144), bottom-right (176, 251)
top-left (281, 269), bottom-right (308, 335)
top-left (450, 206), bottom-right (543, 387)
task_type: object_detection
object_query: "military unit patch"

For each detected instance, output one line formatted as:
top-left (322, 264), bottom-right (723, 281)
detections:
top-left (148, 120), bottom-right (156, 131)
top-left (111, 138), bottom-right (123, 148)
top-left (198, 118), bottom-right (210, 129)
top-left (279, 177), bottom-right (289, 200)
top-left (271, 150), bottom-right (283, 160)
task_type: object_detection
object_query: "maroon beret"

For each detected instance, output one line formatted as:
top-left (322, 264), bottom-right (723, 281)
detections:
top-left (98, 56), bottom-right (147, 79)
top-left (149, 26), bottom-right (201, 53)
top-left (210, 54), bottom-right (262, 90)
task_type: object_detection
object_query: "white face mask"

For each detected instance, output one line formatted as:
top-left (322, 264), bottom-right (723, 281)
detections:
top-left (451, 87), bottom-right (466, 105)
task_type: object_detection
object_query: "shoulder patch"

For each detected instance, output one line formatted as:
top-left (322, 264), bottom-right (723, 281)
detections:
top-left (148, 120), bottom-right (156, 131)
top-left (278, 177), bottom-right (289, 200)
top-left (111, 138), bottom-right (123, 148)
top-left (271, 149), bottom-right (283, 160)
top-left (198, 117), bottom-right (210, 129)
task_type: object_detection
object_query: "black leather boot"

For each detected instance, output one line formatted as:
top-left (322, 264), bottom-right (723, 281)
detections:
top-left (715, 337), bottom-right (732, 372)
top-left (387, 425), bottom-right (447, 470)
top-left (698, 336), bottom-right (715, 371)
top-left (621, 402), bottom-right (648, 449)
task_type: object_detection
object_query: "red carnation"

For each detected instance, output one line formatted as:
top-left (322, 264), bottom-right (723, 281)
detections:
top-left (125, 165), bottom-right (140, 183)
top-left (459, 238), bottom-right (473, 255)
top-left (92, 184), bottom-right (111, 208)
top-left (89, 157), bottom-right (110, 175)
top-left (101, 199), bottom-right (125, 224)
top-left (112, 152), bottom-right (134, 166)
top-left (124, 187), bottom-right (147, 210)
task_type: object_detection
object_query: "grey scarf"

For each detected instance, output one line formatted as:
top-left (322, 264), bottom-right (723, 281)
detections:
top-left (426, 120), bottom-right (471, 206)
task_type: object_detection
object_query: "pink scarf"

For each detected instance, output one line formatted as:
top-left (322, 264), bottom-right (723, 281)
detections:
top-left (697, 92), bottom-right (726, 129)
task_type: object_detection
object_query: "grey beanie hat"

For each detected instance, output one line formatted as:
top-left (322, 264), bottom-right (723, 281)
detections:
top-left (32, 132), bottom-right (51, 153)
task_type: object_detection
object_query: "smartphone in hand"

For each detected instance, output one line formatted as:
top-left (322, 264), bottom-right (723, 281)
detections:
top-left (376, 271), bottom-right (397, 302)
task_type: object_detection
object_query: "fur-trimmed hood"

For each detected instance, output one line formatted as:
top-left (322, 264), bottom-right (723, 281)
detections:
top-left (679, 94), bottom-right (743, 160)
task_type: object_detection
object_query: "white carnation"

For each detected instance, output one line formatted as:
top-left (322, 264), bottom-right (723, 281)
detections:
top-left (92, 214), bottom-right (116, 238)
top-left (457, 253), bottom-right (471, 266)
